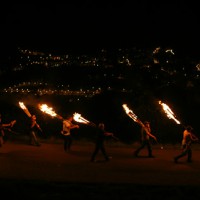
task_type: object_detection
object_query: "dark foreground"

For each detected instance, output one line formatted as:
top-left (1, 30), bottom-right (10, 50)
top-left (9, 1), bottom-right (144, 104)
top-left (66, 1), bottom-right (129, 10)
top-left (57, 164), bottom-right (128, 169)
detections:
top-left (1, 140), bottom-right (200, 199)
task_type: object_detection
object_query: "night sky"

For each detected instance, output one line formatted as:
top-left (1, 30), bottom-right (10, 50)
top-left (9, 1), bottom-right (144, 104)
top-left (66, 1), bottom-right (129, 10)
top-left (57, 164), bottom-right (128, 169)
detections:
top-left (1, 2), bottom-right (200, 54)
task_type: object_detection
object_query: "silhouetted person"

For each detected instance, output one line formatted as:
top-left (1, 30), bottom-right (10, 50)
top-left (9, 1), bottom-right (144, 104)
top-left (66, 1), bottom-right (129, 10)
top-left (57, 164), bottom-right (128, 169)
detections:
top-left (0, 114), bottom-right (16, 147)
top-left (91, 123), bottom-right (113, 162)
top-left (29, 115), bottom-right (42, 146)
top-left (174, 126), bottom-right (199, 163)
top-left (134, 121), bottom-right (157, 158)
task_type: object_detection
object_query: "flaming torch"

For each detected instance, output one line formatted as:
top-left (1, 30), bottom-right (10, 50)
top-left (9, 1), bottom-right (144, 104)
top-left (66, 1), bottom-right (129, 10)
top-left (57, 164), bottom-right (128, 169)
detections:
top-left (158, 101), bottom-right (181, 124)
top-left (122, 103), bottom-right (148, 128)
top-left (73, 112), bottom-right (119, 140)
top-left (19, 102), bottom-right (32, 117)
top-left (122, 104), bottom-right (159, 145)
top-left (73, 112), bottom-right (95, 126)
top-left (38, 104), bottom-right (63, 120)
top-left (159, 100), bottom-right (199, 143)
top-left (122, 103), bottom-right (146, 129)
top-left (122, 104), bottom-right (138, 122)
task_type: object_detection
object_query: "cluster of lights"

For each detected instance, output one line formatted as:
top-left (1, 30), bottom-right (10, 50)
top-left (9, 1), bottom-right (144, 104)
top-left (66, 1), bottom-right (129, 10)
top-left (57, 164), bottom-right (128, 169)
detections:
top-left (1, 81), bottom-right (102, 98)
top-left (1, 81), bottom-right (133, 98)
top-left (18, 48), bottom-right (99, 68)
top-left (10, 47), bottom-right (200, 76)
top-left (18, 47), bottom-right (148, 70)
top-left (2, 88), bottom-right (101, 97)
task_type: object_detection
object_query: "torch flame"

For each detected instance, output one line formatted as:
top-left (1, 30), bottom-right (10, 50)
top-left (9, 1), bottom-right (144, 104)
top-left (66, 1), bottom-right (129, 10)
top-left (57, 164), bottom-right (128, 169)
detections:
top-left (19, 101), bottom-right (32, 117)
top-left (159, 101), bottom-right (181, 124)
top-left (39, 104), bottom-right (57, 117)
top-left (73, 113), bottom-right (90, 124)
top-left (122, 104), bottom-right (138, 122)
top-left (19, 102), bottom-right (26, 110)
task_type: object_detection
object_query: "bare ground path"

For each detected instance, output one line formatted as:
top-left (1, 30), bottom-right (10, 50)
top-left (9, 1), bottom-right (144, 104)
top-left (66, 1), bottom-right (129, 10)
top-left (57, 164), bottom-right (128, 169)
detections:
top-left (1, 141), bottom-right (200, 199)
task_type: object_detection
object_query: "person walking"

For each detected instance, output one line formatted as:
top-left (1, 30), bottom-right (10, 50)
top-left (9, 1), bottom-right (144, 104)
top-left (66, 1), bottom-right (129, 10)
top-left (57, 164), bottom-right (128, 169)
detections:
top-left (61, 115), bottom-right (79, 152)
top-left (174, 125), bottom-right (199, 163)
top-left (133, 121), bottom-right (157, 158)
top-left (29, 114), bottom-right (43, 146)
top-left (0, 114), bottom-right (16, 147)
top-left (90, 122), bottom-right (114, 162)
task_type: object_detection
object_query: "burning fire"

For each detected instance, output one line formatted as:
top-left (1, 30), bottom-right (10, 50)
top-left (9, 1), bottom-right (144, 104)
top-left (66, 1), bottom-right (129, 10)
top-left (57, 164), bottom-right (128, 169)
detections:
top-left (19, 101), bottom-right (32, 117)
top-left (159, 100), bottom-right (181, 124)
top-left (73, 113), bottom-right (90, 124)
top-left (39, 104), bottom-right (57, 117)
top-left (122, 104), bottom-right (138, 122)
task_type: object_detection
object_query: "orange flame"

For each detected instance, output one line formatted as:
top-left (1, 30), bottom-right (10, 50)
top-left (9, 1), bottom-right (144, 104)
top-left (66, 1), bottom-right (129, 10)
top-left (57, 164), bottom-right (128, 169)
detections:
top-left (159, 101), bottom-right (181, 124)
top-left (73, 113), bottom-right (90, 124)
top-left (39, 104), bottom-right (57, 117)
top-left (122, 104), bottom-right (138, 122)
top-left (19, 102), bottom-right (32, 117)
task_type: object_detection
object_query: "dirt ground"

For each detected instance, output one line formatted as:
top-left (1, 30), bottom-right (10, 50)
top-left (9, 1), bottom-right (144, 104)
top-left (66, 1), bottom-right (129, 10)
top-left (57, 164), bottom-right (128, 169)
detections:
top-left (1, 140), bottom-right (200, 199)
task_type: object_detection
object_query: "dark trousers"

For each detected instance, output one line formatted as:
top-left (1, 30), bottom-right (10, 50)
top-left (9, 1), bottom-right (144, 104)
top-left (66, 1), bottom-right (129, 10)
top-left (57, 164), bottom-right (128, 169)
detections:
top-left (134, 140), bottom-right (153, 157)
top-left (63, 135), bottom-right (72, 151)
top-left (91, 142), bottom-right (109, 161)
top-left (175, 144), bottom-right (192, 162)
top-left (30, 131), bottom-right (40, 146)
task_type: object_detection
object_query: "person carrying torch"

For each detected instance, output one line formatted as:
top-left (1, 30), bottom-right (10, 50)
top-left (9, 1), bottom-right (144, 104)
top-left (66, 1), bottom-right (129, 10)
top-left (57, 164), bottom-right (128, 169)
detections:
top-left (122, 104), bottom-right (157, 158)
top-left (133, 120), bottom-right (157, 158)
top-left (61, 114), bottom-right (79, 152)
top-left (90, 122), bottom-right (114, 162)
top-left (29, 114), bottom-right (43, 146)
top-left (174, 125), bottom-right (199, 163)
